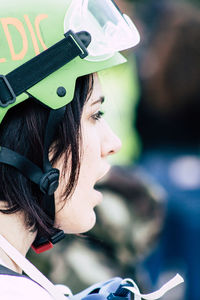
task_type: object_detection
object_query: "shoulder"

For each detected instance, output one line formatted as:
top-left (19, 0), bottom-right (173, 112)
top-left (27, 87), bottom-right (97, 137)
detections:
top-left (0, 274), bottom-right (54, 300)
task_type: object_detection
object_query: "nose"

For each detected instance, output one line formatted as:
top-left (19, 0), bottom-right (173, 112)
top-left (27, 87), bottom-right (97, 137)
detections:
top-left (101, 121), bottom-right (122, 157)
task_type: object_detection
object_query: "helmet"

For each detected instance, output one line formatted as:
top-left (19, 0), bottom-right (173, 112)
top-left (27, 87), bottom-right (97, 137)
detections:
top-left (0, 0), bottom-right (140, 252)
top-left (0, 0), bottom-right (140, 121)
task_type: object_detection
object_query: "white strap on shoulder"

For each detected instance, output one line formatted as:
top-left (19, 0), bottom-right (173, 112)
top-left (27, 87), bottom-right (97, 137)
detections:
top-left (0, 234), bottom-right (67, 300)
top-left (0, 234), bottom-right (184, 300)
top-left (123, 275), bottom-right (184, 300)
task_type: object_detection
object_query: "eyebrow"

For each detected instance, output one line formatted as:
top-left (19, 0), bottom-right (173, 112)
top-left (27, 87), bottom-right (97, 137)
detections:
top-left (91, 96), bottom-right (105, 106)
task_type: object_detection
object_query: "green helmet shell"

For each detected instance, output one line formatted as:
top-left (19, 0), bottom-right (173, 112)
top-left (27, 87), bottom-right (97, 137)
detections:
top-left (0, 0), bottom-right (126, 123)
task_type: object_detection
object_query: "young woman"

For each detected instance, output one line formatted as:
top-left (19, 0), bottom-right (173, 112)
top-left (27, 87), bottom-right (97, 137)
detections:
top-left (0, 0), bottom-right (183, 299)
top-left (0, 0), bottom-right (141, 298)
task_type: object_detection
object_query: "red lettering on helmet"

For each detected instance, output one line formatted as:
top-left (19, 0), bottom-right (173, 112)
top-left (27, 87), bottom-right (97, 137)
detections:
top-left (0, 14), bottom-right (49, 62)
top-left (1, 17), bottom-right (28, 61)
top-left (0, 58), bottom-right (6, 63)
top-left (24, 15), bottom-right (40, 56)
top-left (35, 15), bottom-right (48, 51)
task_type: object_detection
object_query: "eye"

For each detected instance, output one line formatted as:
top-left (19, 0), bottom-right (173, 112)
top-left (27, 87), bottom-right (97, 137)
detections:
top-left (91, 110), bottom-right (104, 121)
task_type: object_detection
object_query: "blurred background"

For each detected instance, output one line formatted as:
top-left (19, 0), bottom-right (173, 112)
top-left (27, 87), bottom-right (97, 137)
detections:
top-left (28, 1), bottom-right (200, 299)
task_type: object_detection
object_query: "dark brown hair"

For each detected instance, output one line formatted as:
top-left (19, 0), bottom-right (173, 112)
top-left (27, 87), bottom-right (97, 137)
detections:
top-left (0, 74), bottom-right (93, 238)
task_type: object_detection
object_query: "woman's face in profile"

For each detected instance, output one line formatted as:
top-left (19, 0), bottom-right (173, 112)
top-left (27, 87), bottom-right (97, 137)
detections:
top-left (54, 74), bottom-right (121, 234)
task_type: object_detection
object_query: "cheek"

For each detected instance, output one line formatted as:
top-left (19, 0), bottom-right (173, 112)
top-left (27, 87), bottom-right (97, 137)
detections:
top-left (54, 152), bottom-right (100, 234)
top-left (54, 186), bottom-right (97, 234)
top-left (54, 124), bottom-right (103, 234)
top-left (81, 124), bottom-right (102, 165)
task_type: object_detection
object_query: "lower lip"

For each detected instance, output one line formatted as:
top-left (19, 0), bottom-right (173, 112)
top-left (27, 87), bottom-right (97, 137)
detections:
top-left (93, 188), bottom-right (103, 204)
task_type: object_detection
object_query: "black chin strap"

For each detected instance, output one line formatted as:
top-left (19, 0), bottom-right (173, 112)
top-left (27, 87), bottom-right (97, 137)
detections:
top-left (32, 107), bottom-right (67, 253)
top-left (0, 107), bottom-right (66, 253)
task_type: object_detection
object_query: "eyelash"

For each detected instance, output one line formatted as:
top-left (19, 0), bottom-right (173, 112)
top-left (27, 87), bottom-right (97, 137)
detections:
top-left (92, 110), bottom-right (104, 121)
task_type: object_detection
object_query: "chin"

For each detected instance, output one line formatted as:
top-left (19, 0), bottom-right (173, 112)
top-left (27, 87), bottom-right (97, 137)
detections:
top-left (60, 210), bottom-right (97, 234)
top-left (77, 210), bottom-right (97, 234)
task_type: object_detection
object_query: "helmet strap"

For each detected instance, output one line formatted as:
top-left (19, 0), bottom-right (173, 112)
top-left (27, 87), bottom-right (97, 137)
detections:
top-left (0, 30), bottom-right (91, 108)
top-left (0, 106), bottom-right (67, 253)
top-left (32, 106), bottom-right (67, 253)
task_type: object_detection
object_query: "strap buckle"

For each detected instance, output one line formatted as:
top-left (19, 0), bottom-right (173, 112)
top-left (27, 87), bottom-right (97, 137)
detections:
top-left (0, 75), bottom-right (16, 107)
top-left (66, 30), bottom-right (90, 59)
top-left (31, 230), bottom-right (65, 254)
top-left (31, 241), bottom-right (53, 254)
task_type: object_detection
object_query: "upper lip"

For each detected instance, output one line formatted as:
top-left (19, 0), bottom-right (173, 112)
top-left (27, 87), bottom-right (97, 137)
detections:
top-left (96, 165), bottom-right (111, 184)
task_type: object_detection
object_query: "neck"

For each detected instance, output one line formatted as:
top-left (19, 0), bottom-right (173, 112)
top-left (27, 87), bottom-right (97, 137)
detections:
top-left (0, 211), bottom-right (37, 273)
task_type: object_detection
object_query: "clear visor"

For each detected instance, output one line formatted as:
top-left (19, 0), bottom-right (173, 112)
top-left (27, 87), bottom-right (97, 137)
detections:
top-left (64, 0), bottom-right (140, 61)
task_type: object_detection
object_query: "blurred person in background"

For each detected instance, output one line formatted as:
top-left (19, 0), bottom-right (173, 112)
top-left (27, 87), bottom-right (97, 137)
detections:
top-left (133, 0), bottom-right (200, 299)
